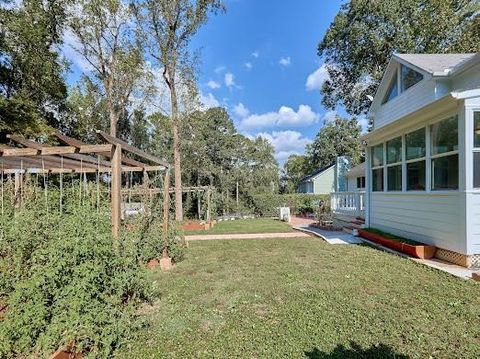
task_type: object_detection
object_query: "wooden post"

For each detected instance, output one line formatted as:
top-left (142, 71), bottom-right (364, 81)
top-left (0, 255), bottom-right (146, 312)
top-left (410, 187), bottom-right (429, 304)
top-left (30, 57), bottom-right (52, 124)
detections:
top-left (236, 180), bottom-right (239, 210)
top-left (111, 143), bottom-right (122, 241)
top-left (162, 169), bottom-right (170, 250)
top-left (206, 187), bottom-right (211, 223)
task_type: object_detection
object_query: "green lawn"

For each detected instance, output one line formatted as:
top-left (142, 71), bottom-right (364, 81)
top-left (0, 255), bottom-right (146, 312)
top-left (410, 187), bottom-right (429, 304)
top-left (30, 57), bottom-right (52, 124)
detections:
top-left (118, 238), bottom-right (480, 358)
top-left (185, 218), bottom-right (294, 235)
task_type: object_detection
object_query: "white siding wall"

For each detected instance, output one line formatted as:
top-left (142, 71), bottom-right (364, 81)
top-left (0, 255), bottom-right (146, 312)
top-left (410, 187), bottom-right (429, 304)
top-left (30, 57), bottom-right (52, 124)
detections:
top-left (466, 193), bottom-right (480, 255)
top-left (347, 176), bottom-right (357, 191)
top-left (374, 80), bottom-right (441, 129)
top-left (370, 193), bottom-right (465, 253)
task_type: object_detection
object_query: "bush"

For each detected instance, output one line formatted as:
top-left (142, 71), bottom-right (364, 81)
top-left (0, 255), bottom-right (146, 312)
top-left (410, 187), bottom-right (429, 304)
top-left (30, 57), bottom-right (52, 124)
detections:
top-left (0, 184), bottom-right (184, 358)
top-left (249, 193), bottom-right (329, 217)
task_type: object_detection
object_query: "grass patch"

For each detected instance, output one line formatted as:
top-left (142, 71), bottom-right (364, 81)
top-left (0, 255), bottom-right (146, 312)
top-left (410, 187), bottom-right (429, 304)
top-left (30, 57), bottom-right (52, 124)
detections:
top-left (186, 218), bottom-right (294, 235)
top-left (116, 238), bottom-right (480, 358)
top-left (362, 227), bottom-right (422, 246)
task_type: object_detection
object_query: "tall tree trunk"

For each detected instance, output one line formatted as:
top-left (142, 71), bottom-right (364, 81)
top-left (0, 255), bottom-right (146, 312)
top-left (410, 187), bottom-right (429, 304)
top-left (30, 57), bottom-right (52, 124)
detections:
top-left (169, 82), bottom-right (183, 221)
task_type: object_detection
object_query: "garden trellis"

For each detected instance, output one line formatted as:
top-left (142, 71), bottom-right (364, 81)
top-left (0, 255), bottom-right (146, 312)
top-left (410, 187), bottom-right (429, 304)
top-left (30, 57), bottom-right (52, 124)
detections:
top-left (0, 130), bottom-right (171, 240)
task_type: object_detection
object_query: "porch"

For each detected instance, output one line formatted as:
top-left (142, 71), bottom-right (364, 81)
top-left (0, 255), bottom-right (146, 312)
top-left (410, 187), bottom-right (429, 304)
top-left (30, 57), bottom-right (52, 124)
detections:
top-left (331, 191), bottom-right (365, 219)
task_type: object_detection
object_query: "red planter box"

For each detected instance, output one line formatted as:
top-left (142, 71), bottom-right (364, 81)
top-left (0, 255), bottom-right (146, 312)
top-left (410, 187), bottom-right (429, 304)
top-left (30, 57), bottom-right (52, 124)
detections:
top-left (358, 229), bottom-right (436, 259)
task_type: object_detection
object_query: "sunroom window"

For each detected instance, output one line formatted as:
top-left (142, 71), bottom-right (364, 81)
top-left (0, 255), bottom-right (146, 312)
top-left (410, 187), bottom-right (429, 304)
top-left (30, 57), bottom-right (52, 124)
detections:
top-left (401, 65), bottom-right (423, 91)
top-left (431, 116), bottom-right (458, 190)
top-left (473, 112), bottom-right (480, 188)
top-left (386, 137), bottom-right (402, 191)
top-left (371, 144), bottom-right (384, 192)
top-left (382, 73), bottom-right (398, 104)
top-left (405, 128), bottom-right (426, 191)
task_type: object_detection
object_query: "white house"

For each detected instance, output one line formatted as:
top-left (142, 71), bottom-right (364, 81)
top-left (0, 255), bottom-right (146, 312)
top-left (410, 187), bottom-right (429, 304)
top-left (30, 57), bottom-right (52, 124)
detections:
top-left (358, 53), bottom-right (480, 268)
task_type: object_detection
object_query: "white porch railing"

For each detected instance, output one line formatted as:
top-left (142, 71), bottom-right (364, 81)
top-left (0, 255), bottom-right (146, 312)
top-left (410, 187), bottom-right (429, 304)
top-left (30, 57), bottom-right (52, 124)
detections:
top-left (331, 191), bottom-right (365, 218)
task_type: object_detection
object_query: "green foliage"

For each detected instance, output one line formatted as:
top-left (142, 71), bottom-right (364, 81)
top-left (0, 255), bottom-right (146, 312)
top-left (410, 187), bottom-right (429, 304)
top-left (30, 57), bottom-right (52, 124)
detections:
top-left (281, 154), bottom-right (310, 193)
top-left (306, 115), bottom-right (363, 170)
top-left (318, 0), bottom-right (480, 116)
top-left (250, 193), bottom-right (329, 217)
top-left (0, 182), bottom-right (184, 358)
top-left (0, 0), bottom-right (69, 135)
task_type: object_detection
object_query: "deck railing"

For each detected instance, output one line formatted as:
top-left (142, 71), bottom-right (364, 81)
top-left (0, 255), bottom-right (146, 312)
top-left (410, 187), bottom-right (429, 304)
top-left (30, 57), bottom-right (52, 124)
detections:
top-left (331, 191), bottom-right (365, 218)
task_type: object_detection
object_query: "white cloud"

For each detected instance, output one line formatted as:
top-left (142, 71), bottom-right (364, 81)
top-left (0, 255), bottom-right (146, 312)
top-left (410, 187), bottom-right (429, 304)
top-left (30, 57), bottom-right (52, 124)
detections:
top-left (306, 64), bottom-right (329, 91)
top-left (279, 56), bottom-right (291, 67)
top-left (207, 80), bottom-right (221, 89)
top-left (240, 104), bottom-right (319, 130)
top-left (233, 103), bottom-right (250, 118)
top-left (322, 110), bottom-right (338, 123)
top-left (215, 66), bottom-right (226, 74)
top-left (199, 92), bottom-right (220, 110)
top-left (224, 72), bottom-right (235, 87)
top-left (358, 116), bottom-right (370, 133)
top-left (252, 51), bottom-right (259, 58)
top-left (244, 62), bottom-right (252, 70)
top-left (255, 131), bottom-right (312, 163)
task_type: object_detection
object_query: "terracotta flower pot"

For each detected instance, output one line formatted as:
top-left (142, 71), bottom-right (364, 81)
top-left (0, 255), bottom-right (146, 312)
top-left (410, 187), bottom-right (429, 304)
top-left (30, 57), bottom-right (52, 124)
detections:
top-left (147, 258), bottom-right (159, 269)
top-left (358, 229), bottom-right (436, 259)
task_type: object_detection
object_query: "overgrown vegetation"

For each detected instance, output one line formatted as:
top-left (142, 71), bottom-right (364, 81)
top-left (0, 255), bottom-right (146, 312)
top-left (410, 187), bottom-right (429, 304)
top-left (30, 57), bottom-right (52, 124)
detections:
top-left (0, 182), bottom-right (185, 358)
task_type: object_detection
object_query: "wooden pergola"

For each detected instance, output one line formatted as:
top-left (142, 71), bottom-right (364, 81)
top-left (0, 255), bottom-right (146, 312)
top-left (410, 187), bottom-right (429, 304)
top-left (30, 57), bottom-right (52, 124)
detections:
top-left (0, 130), bottom-right (171, 239)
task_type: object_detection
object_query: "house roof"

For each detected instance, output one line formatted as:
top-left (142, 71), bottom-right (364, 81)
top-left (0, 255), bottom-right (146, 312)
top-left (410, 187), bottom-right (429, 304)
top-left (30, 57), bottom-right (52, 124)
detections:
top-left (299, 164), bottom-right (335, 183)
top-left (347, 162), bottom-right (365, 178)
top-left (394, 53), bottom-right (478, 76)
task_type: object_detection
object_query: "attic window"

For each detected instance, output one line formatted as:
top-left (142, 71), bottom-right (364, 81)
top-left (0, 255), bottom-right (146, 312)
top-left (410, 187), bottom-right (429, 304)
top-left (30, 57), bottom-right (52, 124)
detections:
top-left (382, 73), bottom-right (398, 104)
top-left (401, 65), bottom-right (423, 91)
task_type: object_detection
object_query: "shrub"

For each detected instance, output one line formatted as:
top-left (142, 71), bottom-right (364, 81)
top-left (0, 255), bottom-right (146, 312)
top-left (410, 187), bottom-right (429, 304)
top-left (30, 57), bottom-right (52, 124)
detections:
top-left (0, 185), bottom-right (183, 358)
top-left (249, 193), bottom-right (329, 217)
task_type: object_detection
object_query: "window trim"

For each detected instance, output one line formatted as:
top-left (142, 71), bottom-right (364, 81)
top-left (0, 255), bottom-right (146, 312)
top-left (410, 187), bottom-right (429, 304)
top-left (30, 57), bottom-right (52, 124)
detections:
top-left (386, 136), bottom-right (403, 192)
top-left (430, 116), bottom-right (459, 191)
top-left (472, 111), bottom-right (480, 189)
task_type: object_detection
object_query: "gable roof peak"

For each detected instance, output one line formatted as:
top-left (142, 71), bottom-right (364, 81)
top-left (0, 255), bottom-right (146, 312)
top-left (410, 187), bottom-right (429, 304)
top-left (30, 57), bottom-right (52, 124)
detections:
top-left (393, 53), bottom-right (478, 76)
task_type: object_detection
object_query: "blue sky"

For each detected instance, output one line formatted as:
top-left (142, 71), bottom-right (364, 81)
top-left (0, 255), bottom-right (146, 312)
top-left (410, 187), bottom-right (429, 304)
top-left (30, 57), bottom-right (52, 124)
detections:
top-left (192, 0), bottom-right (345, 164)
top-left (63, 0), bottom-right (346, 165)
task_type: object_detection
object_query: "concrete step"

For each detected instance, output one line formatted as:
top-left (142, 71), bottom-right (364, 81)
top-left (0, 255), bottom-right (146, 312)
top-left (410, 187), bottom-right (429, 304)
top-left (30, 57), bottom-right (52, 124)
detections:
top-left (343, 226), bottom-right (359, 236)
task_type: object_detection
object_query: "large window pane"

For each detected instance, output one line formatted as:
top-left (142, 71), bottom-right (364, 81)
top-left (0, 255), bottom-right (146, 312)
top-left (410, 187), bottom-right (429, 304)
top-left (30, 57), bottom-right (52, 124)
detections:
top-left (372, 169), bottom-right (384, 192)
top-left (387, 137), bottom-right (402, 164)
top-left (382, 74), bottom-right (398, 104)
top-left (432, 154), bottom-right (458, 190)
top-left (474, 152), bottom-right (480, 188)
top-left (474, 112), bottom-right (480, 148)
top-left (405, 128), bottom-right (426, 160)
top-left (371, 144), bottom-right (384, 167)
top-left (407, 161), bottom-right (426, 191)
top-left (431, 116), bottom-right (458, 155)
top-left (401, 65), bottom-right (423, 91)
top-left (387, 165), bottom-right (402, 191)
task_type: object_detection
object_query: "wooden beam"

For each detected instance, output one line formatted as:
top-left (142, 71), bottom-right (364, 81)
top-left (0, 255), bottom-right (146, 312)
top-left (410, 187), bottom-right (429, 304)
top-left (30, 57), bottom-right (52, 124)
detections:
top-left (97, 130), bottom-right (170, 168)
top-left (111, 143), bottom-right (122, 241)
top-left (55, 131), bottom-right (150, 168)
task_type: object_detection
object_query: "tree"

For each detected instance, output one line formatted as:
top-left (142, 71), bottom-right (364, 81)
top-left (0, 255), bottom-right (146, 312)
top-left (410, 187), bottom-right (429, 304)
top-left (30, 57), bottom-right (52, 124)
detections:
top-left (318, 0), bottom-right (480, 116)
top-left (62, 76), bottom-right (109, 143)
top-left (281, 154), bottom-right (309, 193)
top-left (0, 0), bottom-right (68, 136)
top-left (306, 116), bottom-right (363, 169)
top-left (134, 0), bottom-right (225, 221)
top-left (68, 0), bottom-right (150, 137)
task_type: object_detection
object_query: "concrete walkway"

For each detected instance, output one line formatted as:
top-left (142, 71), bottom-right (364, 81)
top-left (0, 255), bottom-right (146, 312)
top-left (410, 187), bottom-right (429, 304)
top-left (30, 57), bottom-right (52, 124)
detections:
top-left (185, 232), bottom-right (311, 241)
top-left (293, 225), bottom-right (363, 245)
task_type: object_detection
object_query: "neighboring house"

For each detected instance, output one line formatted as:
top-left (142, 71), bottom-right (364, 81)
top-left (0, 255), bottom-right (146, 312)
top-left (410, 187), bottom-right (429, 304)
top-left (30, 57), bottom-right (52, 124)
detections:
top-left (346, 162), bottom-right (366, 192)
top-left (297, 164), bottom-right (335, 194)
top-left (358, 52), bottom-right (480, 268)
